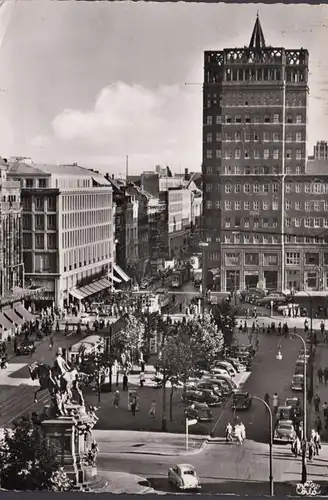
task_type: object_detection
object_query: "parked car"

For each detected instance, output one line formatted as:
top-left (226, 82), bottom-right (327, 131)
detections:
top-left (291, 374), bottom-right (304, 391)
top-left (16, 340), bottom-right (36, 356)
top-left (205, 373), bottom-right (238, 390)
top-left (185, 402), bottom-right (213, 422)
top-left (276, 406), bottom-right (293, 423)
top-left (274, 420), bottom-right (296, 443)
top-left (294, 360), bottom-right (305, 376)
top-left (298, 354), bottom-right (310, 364)
top-left (168, 464), bottom-right (201, 491)
top-left (210, 367), bottom-right (230, 377)
top-left (214, 361), bottom-right (237, 377)
top-left (226, 358), bottom-right (247, 373)
top-left (140, 280), bottom-right (150, 290)
top-left (196, 381), bottom-right (223, 396)
top-left (203, 379), bottom-right (232, 396)
top-left (231, 390), bottom-right (252, 411)
top-left (181, 389), bottom-right (222, 407)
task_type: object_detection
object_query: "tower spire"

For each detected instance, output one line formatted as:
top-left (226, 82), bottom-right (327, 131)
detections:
top-left (249, 13), bottom-right (266, 51)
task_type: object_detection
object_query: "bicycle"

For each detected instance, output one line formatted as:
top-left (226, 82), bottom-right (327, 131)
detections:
top-left (296, 480), bottom-right (321, 496)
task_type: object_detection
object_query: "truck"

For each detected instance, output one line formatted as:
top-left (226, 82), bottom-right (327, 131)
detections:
top-left (171, 267), bottom-right (189, 288)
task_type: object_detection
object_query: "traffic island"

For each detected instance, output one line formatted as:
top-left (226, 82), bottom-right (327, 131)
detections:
top-left (99, 471), bottom-right (153, 493)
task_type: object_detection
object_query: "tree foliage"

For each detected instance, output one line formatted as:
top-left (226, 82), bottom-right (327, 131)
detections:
top-left (212, 301), bottom-right (237, 347)
top-left (78, 341), bottom-right (114, 386)
top-left (116, 314), bottom-right (146, 353)
top-left (0, 415), bottom-right (73, 491)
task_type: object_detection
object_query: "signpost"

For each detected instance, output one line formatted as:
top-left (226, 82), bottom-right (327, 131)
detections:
top-left (270, 300), bottom-right (274, 318)
top-left (185, 418), bottom-right (198, 450)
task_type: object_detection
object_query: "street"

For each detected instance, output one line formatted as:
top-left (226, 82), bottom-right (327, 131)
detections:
top-left (97, 439), bottom-right (328, 495)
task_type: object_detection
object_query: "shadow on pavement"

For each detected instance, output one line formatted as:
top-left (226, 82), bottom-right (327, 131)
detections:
top-left (147, 477), bottom-right (328, 496)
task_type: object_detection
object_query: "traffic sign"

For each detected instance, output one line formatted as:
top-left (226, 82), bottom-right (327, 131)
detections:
top-left (186, 418), bottom-right (198, 426)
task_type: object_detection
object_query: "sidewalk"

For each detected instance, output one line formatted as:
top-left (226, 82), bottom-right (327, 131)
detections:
top-left (236, 315), bottom-right (325, 332)
top-left (93, 430), bottom-right (208, 456)
top-left (309, 343), bottom-right (328, 440)
top-left (96, 471), bottom-right (152, 494)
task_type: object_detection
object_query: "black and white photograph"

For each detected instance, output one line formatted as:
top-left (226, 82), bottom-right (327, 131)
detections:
top-left (0, 0), bottom-right (327, 496)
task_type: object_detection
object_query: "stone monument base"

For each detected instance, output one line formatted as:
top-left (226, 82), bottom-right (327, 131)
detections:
top-left (41, 404), bottom-right (98, 489)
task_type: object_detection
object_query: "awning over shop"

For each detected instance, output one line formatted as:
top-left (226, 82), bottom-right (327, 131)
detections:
top-left (4, 309), bottom-right (25, 326)
top-left (97, 278), bottom-right (113, 290)
top-left (69, 288), bottom-right (86, 301)
top-left (15, 304), bottom-right (35, 322)
top-left (113, 263), bottom-right (130, 283)
top-left (87, 282), bottom-right (103, 293)
top-left (110, 274), bottom-right (121, 284)
top-left (0, 312), bottom-right (14, 330)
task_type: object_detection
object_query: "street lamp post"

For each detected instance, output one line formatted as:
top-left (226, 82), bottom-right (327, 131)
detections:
top-left (277, 333), bottom-right (307, 483)
top-left (252, 396), bottom-right (274, 496)
top-left (199, 242), bottom-right (209, 315)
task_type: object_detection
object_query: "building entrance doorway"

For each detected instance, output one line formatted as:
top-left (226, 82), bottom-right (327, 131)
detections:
top-left (264, 271), bottom-right (278, 291)
top-left (245, 273), bottom-right (258, 289)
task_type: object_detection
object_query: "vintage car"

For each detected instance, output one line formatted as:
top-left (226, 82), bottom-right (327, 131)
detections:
top-left (226, 357), bottom-right (247, 373)
top-left (274, 420), bottom-right (296, 443)
top-left (291, 374), bottom-right (304, 391)
top-left (214, 361), bottom-right (237, 378)
top-left (196, 381), bottom-right (223, 397)
top-left (16, 340), bottom-right (36, 356)
top-left (231, 390), bottom-right (252, 411)
top-left (285, 397), bottom-right (302, 418)
top-left (168, 464), bottom-right (201, 490)
top-left (185, 402), bottom-right (213, 422)
top-left (294, 360), bottom-right (305, 376)
top-left (276, 406), bottom-right (294, 422)
top-left (181, 389), bottom-right (222, 407)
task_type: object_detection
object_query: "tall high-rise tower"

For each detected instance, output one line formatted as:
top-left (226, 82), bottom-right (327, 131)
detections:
top-left (202, 15), bottom-right (309, 292)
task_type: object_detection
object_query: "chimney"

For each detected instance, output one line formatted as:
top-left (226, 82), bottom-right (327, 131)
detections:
top-left (112, 174), bottom-right (115, 179)
top-left (184, 168), bottom-right (190, 181)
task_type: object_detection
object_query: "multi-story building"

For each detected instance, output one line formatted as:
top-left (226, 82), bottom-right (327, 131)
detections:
top-left (0, 158), bottom-right (36, 339)
top-left (313, 141), bottom-right (328, 161)
top-left (148, 197), bottom-right (167, 273)
top-left (202, 15), bottom-right (310, 291)
top-left (8, 160), bottom-right (125, 310)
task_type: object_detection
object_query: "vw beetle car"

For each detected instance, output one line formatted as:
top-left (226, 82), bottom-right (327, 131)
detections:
top-left (168, 463), bottom-right (201, 490)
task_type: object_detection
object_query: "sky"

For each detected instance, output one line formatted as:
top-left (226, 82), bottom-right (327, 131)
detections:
top-left (0, 1), bottom-right (328, 175)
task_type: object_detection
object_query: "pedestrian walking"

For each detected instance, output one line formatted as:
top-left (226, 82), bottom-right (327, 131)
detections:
top-left (315, 416), bottom-right (323, 435)
top-left (149, 401), bottom-right (156, 418)
top-left (131, 394), bottom-right (137, 416)
top-left (49, 337), bottom-right (54, 350)
top-left (264, 393), bottom-right (270, 406)
top-left (314, 393), bottom-right (321, 413)
top-left (226, 422), bottom-right (233, 442)
top-left (113, 390), bottom-right (120, 408)
top-left (122, 373), bottom-right (128, 391)
top-left (314, 431), bottom-right (321, 456)
top-left (240, 422), bottom-right (246, 443)
top-left (318, 367), bottom-right (323, 384)
top-left (324, 368), bottom-right (328, 385)
top-left (273, 393), bottom-right (279, 415)
top-left (308, 440), bottom-right (314, 461)
top-left (139, 371), bottom-right (146, 388)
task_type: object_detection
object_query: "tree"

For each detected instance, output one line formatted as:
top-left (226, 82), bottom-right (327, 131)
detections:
top-left (116, 314), bottom-right (146, 361)
top-left (78, 340), bottom-right (116, 399)
top-left (212, 301), bottom-right (237, 348)
top-left (188, 312), bottom-right (225, 375)
top-left (156, 331), bottom-right (194, 428)
top-left (0, 415), bottom-right (73, 491)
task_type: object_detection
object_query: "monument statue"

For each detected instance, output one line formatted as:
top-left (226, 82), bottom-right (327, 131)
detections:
top-left (29, 347), bottom-right (86, 416)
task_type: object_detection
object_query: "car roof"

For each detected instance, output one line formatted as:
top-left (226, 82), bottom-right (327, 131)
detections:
top-left (176, 464), bottom-right (195, 471)
top-left (233, 390), bottom-right (249, 396)
top-left (278, 420), bottom-right (293, 426)
top-left (278, 405), bottom-right (292, 410)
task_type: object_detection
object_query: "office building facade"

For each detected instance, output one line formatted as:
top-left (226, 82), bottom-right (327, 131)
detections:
top-left (8, 160), bottom-right (126, 309)
top-left (202, 15), bottom-right (311, 291)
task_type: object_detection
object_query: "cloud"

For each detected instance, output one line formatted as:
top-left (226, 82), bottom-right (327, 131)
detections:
top-left (52, 81), bottom-right (202, 165)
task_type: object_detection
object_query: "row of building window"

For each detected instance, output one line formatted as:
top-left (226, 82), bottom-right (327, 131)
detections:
top-left (224, 251), bottom-right (326, 267)
top-left (62, 209), bottom-right (111, 230)
top-left (204, 113), bottom-right (304, 125)
top-left (223, 214), bottom-right (328, 229)
top-left (22, 214), bottom-right (56, 230)
top-left (206, 199), bottom-right (328, 212)
top-left (205, 91), bottom-right (304, 109)
top-left (286, 217), bottom-right (328, 228)
top-left (205, 131), bottom-right (304, 143)
top-left (214, 182), bottom-right (328, 196)
top-left (205, 165), bottom-right (303, 175)
top-left (63, 243), bottom-right (110, 273)
top-left (222, 234), bottom-right (328, 246)
top-left (205, 148), bottom-right (304, 160)
top-left (23, 233), bottom-right (56, 250)
top-left (22, 196), bottom-right (56, 212)
top-left (61, 193), bottom-right (112, 212)
top-left (62, 225), bottom-right (111, 250)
